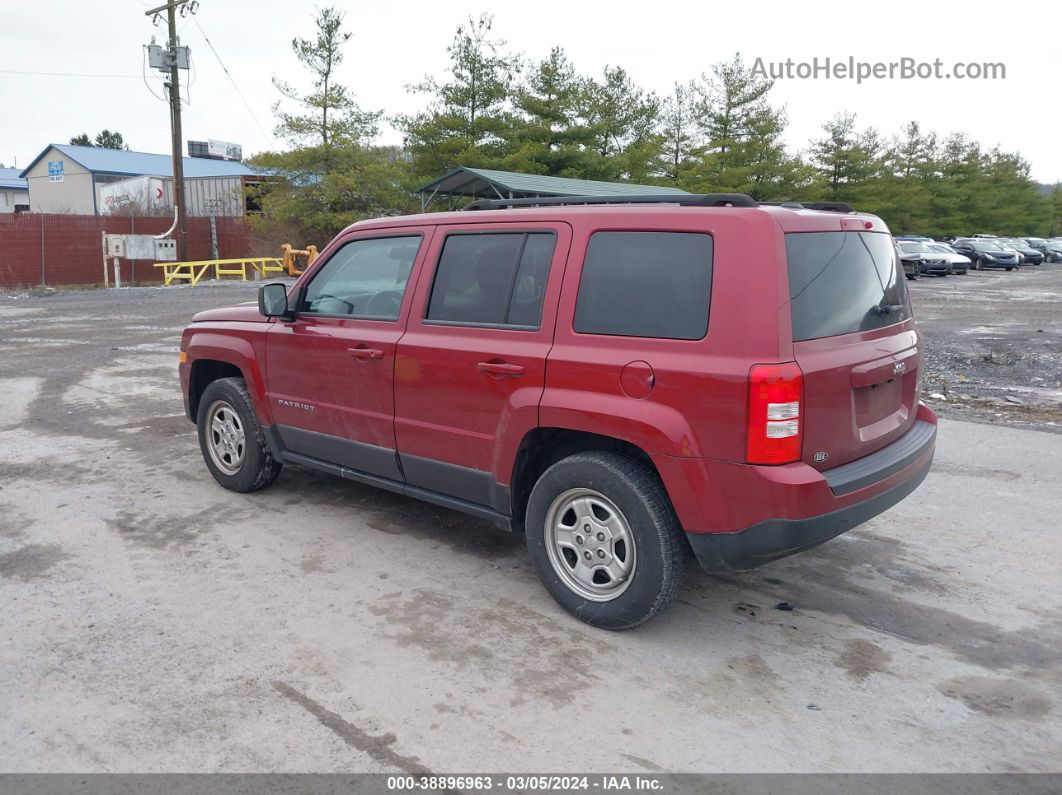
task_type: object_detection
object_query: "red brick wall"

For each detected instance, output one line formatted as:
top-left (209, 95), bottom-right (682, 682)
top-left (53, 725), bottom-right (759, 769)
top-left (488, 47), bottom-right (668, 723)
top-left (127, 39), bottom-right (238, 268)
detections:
top-left (0, 214), bottom-right (256, 288)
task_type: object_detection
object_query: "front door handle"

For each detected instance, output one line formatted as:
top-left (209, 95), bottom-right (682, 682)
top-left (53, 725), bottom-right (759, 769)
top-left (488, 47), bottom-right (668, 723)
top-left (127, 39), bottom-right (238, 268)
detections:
top-left (348, 345), bottom-right (384, 361)
top-left (477, 361), bottom-right (524, 377)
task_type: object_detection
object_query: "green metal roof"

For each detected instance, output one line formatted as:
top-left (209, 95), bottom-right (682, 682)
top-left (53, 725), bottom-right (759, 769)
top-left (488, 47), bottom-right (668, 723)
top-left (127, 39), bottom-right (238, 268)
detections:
top-left (414, 166), bottom-right (688, 199)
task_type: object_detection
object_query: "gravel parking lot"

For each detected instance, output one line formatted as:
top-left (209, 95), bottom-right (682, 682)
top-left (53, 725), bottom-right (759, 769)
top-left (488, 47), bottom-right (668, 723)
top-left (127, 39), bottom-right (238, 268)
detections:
top-left (913, 263), bottom-right (1062, 431)
top-left (1, 278), bottom-right (1061, 773)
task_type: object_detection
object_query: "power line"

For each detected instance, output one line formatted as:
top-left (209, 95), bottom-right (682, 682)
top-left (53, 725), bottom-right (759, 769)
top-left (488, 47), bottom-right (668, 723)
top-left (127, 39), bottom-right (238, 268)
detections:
top-left (0, 69), bottom-right (141, 79)
top-left (191, 16), bottom-right (274, 147)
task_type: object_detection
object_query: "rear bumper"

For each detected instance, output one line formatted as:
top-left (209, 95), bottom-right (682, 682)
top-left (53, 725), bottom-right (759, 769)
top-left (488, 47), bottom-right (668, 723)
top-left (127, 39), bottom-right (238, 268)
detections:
top-left (678, 407), bottom-right (937, 573)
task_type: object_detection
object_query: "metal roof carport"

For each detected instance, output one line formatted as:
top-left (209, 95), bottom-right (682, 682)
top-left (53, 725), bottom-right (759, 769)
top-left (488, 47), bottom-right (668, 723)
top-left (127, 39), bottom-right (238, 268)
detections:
top-left (414, 166), bottom-right (687, 210)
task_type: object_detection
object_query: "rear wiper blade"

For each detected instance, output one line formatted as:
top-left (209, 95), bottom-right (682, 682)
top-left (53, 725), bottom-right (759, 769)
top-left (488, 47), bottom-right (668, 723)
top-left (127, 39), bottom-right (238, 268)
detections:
top-left (876, 303), bottom-right (905, 315)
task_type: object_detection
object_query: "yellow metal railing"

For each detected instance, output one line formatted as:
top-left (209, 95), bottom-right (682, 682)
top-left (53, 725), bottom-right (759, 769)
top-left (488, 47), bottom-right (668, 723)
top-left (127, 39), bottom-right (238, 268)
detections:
top-left (153, 257), bottom-right (286, 286)
top-left (154, 245), bottom-right (319, 286)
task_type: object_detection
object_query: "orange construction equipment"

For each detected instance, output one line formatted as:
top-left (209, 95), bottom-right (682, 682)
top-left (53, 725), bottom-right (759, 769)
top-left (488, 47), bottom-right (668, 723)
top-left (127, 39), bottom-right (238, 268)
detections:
top-left (281, 243), bottom-right (319, 276)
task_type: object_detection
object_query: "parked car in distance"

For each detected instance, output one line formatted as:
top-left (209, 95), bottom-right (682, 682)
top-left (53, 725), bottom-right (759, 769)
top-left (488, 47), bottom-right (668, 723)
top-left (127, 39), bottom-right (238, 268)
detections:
top-left (972, 233), bottom-right (998, 238)
top-left (896, 240), bottom-right (950, 276)
top-left (997, 238), bottom-right (1044, 265)
top-left (952, 239), bottom-right (1020, 270)
top-left (954, 238), bottom-right (1024, 264)
top-left (179, 194), bottom-right (937, 629)
top-left (895, 244), bottom-right (921, 280)
top-left (894, 235), bottom-right (935, 243)
top-left (926, 242), bottom-right (971, 274)
top-left (1023, 238), bottom-right (1062, 262)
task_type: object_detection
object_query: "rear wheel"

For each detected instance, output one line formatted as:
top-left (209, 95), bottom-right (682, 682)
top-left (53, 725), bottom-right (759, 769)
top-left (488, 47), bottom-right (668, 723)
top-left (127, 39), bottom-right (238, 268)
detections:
top-left (525, 452), bottom-right (686, 630)
top-left (1006, 266), bottom-right (1015, 272)
top-left (197, 377), bottom-right (281, 492)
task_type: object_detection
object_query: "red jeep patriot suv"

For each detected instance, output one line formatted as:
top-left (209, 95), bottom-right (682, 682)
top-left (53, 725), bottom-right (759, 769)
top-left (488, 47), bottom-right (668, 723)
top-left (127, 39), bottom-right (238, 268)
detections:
top-left (179, 194), bottom-right (937, 629)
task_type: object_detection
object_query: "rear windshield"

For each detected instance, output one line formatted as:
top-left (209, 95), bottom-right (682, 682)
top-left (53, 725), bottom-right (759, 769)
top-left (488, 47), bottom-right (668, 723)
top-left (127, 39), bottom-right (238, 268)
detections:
top-left (786, 231), bottom-right (910, 342)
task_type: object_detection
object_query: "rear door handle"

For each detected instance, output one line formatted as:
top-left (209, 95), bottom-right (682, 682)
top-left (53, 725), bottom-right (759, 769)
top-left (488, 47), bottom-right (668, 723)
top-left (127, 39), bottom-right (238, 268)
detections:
top-left (477, 361), bottom-right (525, 377)
top-left (348, 345), bottom-right (384, 360)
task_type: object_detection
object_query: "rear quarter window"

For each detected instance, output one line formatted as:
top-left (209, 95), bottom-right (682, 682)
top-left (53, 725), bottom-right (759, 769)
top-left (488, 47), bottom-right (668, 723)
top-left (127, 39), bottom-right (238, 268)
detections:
top-left (573, 231), bottom-right (713, 340)
top-left (786, 231), bottom-right (910, 342)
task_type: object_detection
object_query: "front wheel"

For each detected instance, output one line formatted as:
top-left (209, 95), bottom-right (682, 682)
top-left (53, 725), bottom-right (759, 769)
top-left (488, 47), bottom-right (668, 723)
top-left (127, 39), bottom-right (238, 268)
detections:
top-left (197, 377), bottom-right (282, 492)
top-left (525, 452), bottom-right (686, 630)
top-left (1006, 266), bottom-right (1015, 272)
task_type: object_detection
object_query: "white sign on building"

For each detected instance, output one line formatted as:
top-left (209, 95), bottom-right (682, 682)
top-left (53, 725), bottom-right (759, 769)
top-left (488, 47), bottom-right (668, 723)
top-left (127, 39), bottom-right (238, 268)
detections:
top-left (208, 139), bottom-right (242, 161)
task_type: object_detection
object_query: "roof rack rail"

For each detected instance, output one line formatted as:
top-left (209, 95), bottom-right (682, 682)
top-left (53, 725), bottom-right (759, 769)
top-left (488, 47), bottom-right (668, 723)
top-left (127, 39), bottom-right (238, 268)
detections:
top-left (463, 193), bottom-right (758, 211)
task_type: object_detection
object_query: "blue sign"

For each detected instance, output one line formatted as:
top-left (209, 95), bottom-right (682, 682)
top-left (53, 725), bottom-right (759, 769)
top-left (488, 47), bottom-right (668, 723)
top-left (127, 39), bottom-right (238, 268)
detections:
top-left (48, 160), bottom-right (64, 182)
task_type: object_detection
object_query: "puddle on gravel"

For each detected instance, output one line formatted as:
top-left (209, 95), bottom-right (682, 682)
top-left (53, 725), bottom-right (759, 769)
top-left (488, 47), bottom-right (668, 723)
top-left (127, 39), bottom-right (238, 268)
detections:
top-left (938, 676), bottom-right (1052, 720)
top-left (0, 543), bottom-right (73, 581)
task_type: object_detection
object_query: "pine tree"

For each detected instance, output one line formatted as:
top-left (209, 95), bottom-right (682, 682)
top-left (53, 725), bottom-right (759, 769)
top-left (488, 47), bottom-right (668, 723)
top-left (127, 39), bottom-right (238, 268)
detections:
top-left (808, 113), bottom-right (883, 201)
top-left (69, 131), bottom-right (128, 149)
top-left (272, 7), bottom-right (380, 149)
top-left (399, 14), bottom-right (520, 178)
top-left (658, 82), bottom-right (698, 184)
top-left (577, 66), bottom-right (661, 181)
top-left (686, 53), bottom-right (794, 198)
top-left (506, 47), bottom-right (593, 175)
top-left (694, 53), bottom-right (773, 155)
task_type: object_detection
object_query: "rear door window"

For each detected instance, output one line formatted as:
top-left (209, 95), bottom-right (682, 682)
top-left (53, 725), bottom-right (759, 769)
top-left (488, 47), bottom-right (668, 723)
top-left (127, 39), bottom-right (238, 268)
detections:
top-left (426, 232), bottom-right (556, 328)
top-left (573, 231), bottom-right (714, 340)
top-left (786, 231), bottom-right (909, 341)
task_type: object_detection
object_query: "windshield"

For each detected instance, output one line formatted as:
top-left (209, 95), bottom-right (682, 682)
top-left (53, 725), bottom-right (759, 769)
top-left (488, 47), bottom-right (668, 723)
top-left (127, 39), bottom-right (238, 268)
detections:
top-left (929, 244), bottom-right (952, 253)
top-left (974, 242), bottom-right (1004, 251)
top-left (786, 231), bottom-right (910, 342)
top-left (899, 242), bottom-right (929, 253)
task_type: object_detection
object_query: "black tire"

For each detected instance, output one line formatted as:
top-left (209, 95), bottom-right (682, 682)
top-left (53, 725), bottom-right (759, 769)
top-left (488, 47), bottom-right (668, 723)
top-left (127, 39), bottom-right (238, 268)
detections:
top-left (975, 258), bottom-right (984, 271)
top-left (525, 451), bottom-right (686, 630)
top-left (1005, 266), bottom-right (1015, 272)
top-left (196, 377), bottom-right (281, 492)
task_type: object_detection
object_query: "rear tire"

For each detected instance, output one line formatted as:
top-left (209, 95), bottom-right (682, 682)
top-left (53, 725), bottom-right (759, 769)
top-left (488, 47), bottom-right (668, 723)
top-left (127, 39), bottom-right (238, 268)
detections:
top-left (525, 452), bottom-right (686, 630)
top-left (197, 377), bottom-right (281, 493)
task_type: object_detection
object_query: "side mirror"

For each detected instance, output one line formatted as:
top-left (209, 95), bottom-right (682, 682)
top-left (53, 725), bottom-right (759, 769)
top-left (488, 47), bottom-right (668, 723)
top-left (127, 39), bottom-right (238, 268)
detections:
top-left (259, 282), bottom-right (291, 318)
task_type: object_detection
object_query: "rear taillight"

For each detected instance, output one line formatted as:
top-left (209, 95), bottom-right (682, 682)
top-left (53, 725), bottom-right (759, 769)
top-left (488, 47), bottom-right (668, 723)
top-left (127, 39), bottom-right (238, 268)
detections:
top-left (747, 363), bottom-right (803, 465)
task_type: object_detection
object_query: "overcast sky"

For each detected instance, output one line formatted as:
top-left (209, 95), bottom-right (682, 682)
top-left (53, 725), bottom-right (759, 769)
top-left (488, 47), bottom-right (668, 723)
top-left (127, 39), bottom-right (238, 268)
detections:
top-left (3, 0), bottom-right (1061, 183)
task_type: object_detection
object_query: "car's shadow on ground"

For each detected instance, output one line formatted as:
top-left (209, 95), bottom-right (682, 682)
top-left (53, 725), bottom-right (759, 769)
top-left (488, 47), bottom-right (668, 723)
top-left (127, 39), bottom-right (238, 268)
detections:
top-left (265, 464), bottom-right (525, 563)
top-left (222, 455), bottom-right (1062, 677)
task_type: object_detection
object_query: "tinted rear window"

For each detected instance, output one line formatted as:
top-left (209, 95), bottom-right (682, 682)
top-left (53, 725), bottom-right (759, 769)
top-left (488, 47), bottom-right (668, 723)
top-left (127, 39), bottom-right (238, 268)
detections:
top-left (425, 232), bottom-right (556, 327)
top-left (786, 231), bottom-right (909, 342)
top-left (574, 232), bottom-right (713, 340)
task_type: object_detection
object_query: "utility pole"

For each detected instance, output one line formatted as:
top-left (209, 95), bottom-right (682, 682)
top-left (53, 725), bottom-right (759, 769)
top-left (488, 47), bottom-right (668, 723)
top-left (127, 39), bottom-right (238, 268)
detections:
top-left (145, 0), bottom-right (196, 261)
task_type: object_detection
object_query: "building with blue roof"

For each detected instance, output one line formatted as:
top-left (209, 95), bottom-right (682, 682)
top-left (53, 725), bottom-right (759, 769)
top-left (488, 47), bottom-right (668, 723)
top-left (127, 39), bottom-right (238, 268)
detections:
top-left (0, 167), bottom-right (29, 214)
top-left (18, 143), bottom-right (260, 216)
